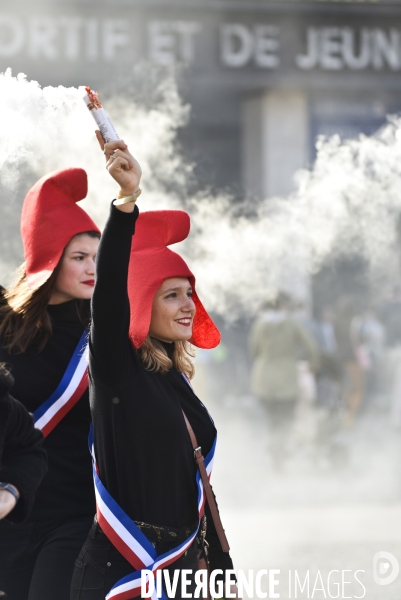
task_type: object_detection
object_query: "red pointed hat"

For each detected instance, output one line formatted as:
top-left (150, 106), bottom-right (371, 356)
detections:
top-left (128, 210), bottom-right (220, 349)
top-left (21, 168), bottom-right (100, 290)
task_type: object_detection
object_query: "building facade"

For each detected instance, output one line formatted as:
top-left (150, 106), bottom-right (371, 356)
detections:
top-left (2, 0), bottom-right (401, 198)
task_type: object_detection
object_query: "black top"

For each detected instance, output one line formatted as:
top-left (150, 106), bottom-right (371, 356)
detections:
top-left (90, 204), bottom-right (233, 574)
top-left (0, 366), bottom-right (47, 522)
top-left (0, 300), bottom-right (96, 522)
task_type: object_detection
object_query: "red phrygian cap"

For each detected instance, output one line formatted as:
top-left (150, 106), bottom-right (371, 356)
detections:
top-left (128, 210), bottom-right (220, 349)
top-left (21, 168), bottom-right (100, 290)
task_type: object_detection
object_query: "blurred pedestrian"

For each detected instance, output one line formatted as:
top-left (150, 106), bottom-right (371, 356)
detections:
top-left (360, 307), bottom-right (385, 404)
top-left (334, 298), bottom-right (364, 427)
top-left (314, 306), bottom-right (342, 409)
top-left (249, 293), bottom-right (320, 468)
top-left (293, 300), bottom-right (317, 338)
top-left (311, 306), bottom-right (346, 466)
top-left (379, 286), bottom-right (401, 427)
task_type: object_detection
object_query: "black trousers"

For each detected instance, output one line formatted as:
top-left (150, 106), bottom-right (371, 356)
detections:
top-left (0, 515), bottom-right (94, 600)
top-left (70, 522), bottom-right (199, 600)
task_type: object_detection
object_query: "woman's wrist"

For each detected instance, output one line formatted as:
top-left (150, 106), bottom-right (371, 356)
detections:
top-left (114, 188), bottom-right (142, 209)
top-left (117, 187), bottom-right (140, 198)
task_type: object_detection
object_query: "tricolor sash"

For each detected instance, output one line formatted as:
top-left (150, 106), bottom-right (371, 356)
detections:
top-left (34, 328), bottom-right (89, 437)
top-left (89, 420), bottom-right (216, 600)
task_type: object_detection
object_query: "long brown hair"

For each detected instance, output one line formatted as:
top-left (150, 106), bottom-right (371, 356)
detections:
top-left (0, 232), bottom-right (99, 354)
top-left (138, 336), bottom-right (195, 380)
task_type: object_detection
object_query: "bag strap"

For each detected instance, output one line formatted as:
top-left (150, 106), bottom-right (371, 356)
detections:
top-left (182, 410), bottom-right (230, 553)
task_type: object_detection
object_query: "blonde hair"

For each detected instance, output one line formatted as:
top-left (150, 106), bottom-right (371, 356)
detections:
top-left (138, 336), bottom-right (195, 380)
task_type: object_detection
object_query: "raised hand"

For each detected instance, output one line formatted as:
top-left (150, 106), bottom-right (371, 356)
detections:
top-left (95, 131), bottom-right (142, 199)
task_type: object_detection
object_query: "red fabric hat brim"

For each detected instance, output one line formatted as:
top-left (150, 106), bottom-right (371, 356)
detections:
top-left (127, 210), bottom-right (220, 350)
top-left (21, 168), bottom-right (100, 290)
top-left (190, 289), bottom-right (221, 349)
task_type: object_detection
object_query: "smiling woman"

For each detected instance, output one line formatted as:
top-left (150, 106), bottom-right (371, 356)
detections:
top-left (0, 168), bottom-right (100, 600)
top-left (149, 278), bottom-right (196, 343)
top-left (139, 278), bottom-right (197, 377)
top-left (70, 135), bottom-right (239, 600)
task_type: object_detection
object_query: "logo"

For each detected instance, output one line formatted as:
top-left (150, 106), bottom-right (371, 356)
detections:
top-left (373, 552), bottom-right (400, 586)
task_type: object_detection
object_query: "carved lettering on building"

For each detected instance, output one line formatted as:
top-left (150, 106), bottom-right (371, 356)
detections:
top-left (0, 15), bottom-right (400, 74)
top-left (296, 27), bottom-right (401, 71)
top-left (148, 21), bottom-right (202, 64)
top-left (0, 16), bottom-right (130, 62)
top-left (220, 24), bottom-right (280, 68)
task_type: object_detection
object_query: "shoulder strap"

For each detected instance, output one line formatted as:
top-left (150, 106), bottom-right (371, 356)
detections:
top-left (182, 410), bottom-right (230, 553)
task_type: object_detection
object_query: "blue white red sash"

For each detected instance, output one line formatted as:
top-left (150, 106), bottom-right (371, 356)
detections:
top-left (34, 329), bottom-right (89, 438)
top-left (89, 420), bottom-right (216, 600)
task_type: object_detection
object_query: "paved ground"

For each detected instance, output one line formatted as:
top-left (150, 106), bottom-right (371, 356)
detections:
top-left (202, 392), bottom-right (401, 599)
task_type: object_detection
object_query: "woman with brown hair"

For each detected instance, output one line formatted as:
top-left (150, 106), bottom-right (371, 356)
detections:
top-left (71, 136), bottom-right (239, 600)
top-left (0, 168), bottom-right (100, 600)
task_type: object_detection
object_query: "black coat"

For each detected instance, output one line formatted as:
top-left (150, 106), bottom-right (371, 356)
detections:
top-left (0, 299), bottom-right (95, 523)
top-left (0, 364), bottom-right (47, 522)
top-left (90, 204), bottom-right (234, 575)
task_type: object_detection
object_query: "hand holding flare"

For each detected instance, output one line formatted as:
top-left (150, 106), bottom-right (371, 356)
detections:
top-left (84, 86), bottom-right (142, 212)
top-left (96, 133), bottom-right (142, 213)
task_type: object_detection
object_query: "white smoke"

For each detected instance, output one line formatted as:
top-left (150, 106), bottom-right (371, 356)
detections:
top-left (189, 121), bottom-right (401, 316)
top-left (0, 68), bottom-right (189, 280)
top-left (1, 68), bottom-right (401, 316)
top-left (0, 68), bottom-right (189, 216)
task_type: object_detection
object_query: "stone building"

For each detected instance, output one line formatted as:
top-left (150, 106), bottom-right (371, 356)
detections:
top-left (2, 0), bottom-right (401, 199)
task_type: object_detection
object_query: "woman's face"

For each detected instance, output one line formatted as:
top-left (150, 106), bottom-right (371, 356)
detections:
top-left (149, 277), bottom-right (196, 343)
top-left (49, 234), bottom-right (100, 305)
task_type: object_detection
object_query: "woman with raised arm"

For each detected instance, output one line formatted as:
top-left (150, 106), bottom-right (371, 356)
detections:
top-left (0, 169), bottom-right (100, 600)
top-left (71, 136), bottom-right (239, 600)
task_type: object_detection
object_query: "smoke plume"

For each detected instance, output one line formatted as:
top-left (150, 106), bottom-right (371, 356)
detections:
top-left (1, 68), bottom-right (401, 316)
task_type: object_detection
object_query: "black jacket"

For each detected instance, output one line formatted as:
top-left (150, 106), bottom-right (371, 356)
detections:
top-left (90, 204), bottom-right (234, 575)
top-left (0, 300), bottom-right (96, 522)
top-left (0, 365), bottom-right (47, 522)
